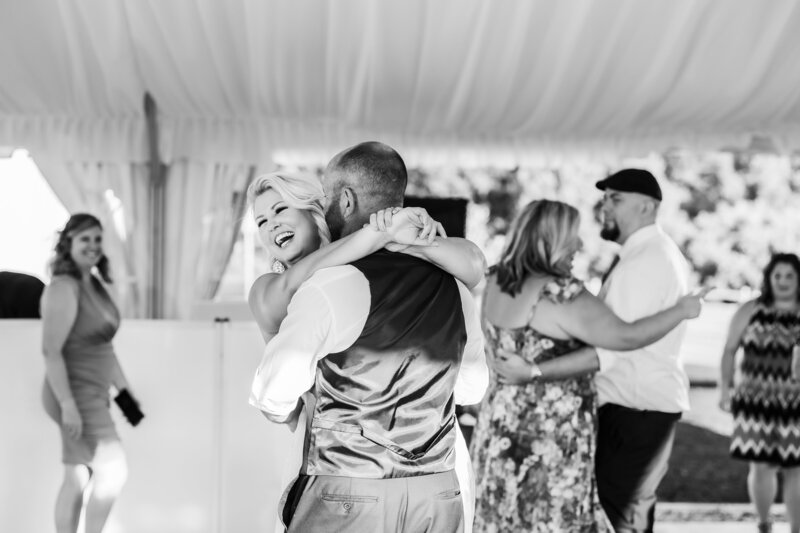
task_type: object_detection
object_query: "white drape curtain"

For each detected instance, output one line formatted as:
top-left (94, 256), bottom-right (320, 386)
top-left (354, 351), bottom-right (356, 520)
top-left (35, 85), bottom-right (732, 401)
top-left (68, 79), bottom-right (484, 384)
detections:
top-left (163, 161), bottom-right (257, 320)
top-left (20, 148), bottom-right (259, 320)
top-left (32, 156), bottom-right (151, 318)
top-left (5, 0), bottom-right (800, 318)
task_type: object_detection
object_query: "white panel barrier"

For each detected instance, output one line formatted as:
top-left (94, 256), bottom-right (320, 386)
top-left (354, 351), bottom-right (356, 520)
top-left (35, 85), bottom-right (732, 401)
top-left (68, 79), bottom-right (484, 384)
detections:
top-left (0, 319), bottom-right (291, 533)
top-left (0, 303), bottom-right (737, 532)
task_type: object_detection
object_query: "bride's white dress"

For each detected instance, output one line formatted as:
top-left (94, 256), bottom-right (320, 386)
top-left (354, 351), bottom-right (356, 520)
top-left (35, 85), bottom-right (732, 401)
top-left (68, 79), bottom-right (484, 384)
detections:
top-left (272, 408), bottom-right (475, 533)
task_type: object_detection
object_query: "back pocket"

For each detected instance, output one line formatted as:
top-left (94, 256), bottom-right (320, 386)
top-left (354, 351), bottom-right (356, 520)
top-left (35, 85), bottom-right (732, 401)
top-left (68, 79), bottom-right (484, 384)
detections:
top-left (321, 493), bottom-right (379, 504)
top-left (436, 489), bottom-right (462, 500)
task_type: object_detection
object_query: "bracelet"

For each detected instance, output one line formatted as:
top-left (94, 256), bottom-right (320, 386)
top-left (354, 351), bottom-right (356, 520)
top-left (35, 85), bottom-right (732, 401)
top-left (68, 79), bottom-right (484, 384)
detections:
top-left (529, 362), bottom-right (543, 382)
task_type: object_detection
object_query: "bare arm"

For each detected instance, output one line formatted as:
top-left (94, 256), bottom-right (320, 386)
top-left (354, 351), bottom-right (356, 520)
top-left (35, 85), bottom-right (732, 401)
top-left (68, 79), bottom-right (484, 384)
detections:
top-left (108, 355), bottom-right (131, 392)
top-left (719, 300), bottom-right (756, 410)
top-left (249, 207), bottom-right (465, 339)
top-left (551, 287), bottom-right (707, 351)
top-left (493, 345), bottom-right (600, 384)
top-left (538, 345), bottom-right (599, 381)
top-left (399, 237), bottom-right (487, 289)
top-left (792, 344), bottom-right (800, 381)
top-left (249, 226), bottom-right (390, 338)
top-left (41, 278), bottom-right (83, 438)
top-left (370, 207), bottom-right (486, 289)
top-left (99, 281), bottom-right (130, 393)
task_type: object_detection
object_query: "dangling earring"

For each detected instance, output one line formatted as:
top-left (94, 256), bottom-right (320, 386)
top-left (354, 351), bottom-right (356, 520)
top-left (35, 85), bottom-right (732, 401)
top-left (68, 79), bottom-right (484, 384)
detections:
top-left (271, 259), bottom-right (286, 274)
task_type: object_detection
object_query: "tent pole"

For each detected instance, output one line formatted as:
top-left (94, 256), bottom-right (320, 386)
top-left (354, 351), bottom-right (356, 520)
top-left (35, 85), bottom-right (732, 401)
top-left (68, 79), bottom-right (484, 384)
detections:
top-left (144, 93), bottom-right (166, 318)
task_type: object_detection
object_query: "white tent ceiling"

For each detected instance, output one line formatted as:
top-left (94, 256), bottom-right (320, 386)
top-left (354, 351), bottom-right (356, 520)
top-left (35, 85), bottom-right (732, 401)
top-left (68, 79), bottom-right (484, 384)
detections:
top-left (3, 0), bottom-right (800, 318)
top-left (3, 0), bottom-right (800, 166)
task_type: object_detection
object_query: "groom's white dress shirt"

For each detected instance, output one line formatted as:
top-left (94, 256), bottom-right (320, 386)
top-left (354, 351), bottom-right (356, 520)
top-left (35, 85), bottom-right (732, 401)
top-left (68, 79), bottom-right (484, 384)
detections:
top-left (250, 265), bottom-right (488, 420)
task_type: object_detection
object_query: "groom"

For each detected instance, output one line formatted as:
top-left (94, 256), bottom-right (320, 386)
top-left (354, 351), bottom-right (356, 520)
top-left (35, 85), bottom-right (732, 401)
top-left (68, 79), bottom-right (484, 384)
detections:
top-left (251, 141), bottom-right (488, 532)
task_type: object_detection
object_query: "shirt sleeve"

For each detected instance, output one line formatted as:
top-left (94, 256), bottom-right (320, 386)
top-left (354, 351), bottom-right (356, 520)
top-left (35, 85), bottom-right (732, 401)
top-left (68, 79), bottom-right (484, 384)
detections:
top-left (249, 267), bottom-right (369, 421)
top-left (454, 280), bottom-right (489, 405)
top-left (595, 348), bottom-right (619, 372)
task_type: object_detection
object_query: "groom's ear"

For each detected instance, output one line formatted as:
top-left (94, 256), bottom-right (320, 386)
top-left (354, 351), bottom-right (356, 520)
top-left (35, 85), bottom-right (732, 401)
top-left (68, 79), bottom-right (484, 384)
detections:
top-left (340, 187), bottom-right (356, 219)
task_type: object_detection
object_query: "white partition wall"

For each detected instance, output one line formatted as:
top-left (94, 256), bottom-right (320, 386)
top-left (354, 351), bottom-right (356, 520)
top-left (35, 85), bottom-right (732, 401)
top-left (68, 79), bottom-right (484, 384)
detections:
top-left (0, 319), bottom-right (291, 533)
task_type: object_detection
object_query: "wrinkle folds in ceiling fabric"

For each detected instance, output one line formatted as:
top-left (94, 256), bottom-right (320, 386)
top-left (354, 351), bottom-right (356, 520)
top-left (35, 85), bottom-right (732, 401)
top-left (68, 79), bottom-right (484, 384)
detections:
top-left (2, 0), bottom-right (800, 164)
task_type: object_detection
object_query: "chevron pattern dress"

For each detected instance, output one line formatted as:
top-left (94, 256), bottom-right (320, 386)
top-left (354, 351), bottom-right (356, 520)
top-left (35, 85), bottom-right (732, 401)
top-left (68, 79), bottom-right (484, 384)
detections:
top-left (730, 304), bottom-right (800, 467)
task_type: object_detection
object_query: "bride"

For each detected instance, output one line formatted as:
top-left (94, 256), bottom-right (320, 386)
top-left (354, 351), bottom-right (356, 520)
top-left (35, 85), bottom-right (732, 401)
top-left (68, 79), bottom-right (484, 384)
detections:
top-left (245, 171), bottom-right (486, 532)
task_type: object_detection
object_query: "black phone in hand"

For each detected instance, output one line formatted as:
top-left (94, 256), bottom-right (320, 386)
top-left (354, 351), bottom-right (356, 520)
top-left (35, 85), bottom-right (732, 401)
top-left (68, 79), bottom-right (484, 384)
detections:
top-left (114, 388), bottom-right (144, 426)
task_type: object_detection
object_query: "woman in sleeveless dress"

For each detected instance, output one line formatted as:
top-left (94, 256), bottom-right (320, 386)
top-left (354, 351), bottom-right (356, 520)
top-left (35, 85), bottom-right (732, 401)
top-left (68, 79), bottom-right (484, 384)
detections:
top-left (244, 172), bottom-right (487, 532)
top-left (469, 200), bottom-right (706, 532)
top-left (719, 253), bottom-right (800, 533)
top-left (41, 214), bottom-right (136, 533)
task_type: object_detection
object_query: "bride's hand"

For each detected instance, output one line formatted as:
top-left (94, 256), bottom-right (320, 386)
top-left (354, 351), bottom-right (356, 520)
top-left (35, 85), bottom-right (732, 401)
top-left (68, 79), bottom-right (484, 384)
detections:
top-left (368, 207), bottom-right (445, 249)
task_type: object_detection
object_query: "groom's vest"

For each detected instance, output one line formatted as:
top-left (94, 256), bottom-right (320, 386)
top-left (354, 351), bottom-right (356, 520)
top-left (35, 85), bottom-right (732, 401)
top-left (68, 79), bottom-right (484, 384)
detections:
top-left (300, 250), bottom-right (467, 478)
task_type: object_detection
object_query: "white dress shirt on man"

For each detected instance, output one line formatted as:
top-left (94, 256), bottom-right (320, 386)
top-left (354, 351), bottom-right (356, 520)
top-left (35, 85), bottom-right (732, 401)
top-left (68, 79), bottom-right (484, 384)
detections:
top-left (249, 264), bottom-right (488, 419)
top-left (595, 224), bottom-right (691, 413)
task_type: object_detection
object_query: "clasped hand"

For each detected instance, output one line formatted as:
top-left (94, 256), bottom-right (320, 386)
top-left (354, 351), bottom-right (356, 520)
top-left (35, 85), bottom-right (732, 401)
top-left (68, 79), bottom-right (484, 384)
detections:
top-left (367, 207), bottom-right (447, 251)
top-left (492, 348), bottom-right (535, 385)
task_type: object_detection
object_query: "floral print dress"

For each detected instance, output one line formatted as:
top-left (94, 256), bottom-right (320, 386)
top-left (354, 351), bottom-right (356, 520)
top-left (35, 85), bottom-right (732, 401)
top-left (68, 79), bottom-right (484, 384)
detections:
top-left (470, 277), bottom-right (610, 533)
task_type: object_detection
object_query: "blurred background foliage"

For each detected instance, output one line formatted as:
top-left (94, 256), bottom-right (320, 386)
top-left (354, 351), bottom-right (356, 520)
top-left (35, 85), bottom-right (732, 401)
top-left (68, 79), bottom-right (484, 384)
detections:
top-left (401, 148), bottom-right (800, 299)
top-left (288, 144), bottom-right (799, 300)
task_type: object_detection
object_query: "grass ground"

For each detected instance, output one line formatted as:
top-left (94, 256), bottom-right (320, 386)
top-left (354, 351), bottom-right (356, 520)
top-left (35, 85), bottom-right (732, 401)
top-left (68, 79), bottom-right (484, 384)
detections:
top-left (657, 386), bottom-right (753, 503)
top-left (658, 418), bottom-right (749, 503)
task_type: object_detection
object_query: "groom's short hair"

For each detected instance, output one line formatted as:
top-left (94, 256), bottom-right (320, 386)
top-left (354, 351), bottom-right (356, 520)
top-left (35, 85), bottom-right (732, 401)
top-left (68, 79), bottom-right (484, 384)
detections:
top-left (329, 141), bottom-right (407, 209)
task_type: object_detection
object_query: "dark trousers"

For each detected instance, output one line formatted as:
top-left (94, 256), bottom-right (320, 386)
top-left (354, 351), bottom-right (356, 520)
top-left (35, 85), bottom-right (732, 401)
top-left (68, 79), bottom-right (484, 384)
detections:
top-left (595, 404), bottom-right (681, 533)
top-left (282, 470), bottom-right (463, 533)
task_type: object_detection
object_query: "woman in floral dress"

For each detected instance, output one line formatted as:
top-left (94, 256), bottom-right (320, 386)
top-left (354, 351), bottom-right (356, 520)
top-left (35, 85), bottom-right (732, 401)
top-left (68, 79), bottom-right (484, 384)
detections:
top-left (470, 200), bottom-right (705, 532)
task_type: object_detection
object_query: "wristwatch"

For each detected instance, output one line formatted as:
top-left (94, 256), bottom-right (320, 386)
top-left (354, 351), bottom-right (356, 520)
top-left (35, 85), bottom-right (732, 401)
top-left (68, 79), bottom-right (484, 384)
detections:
top-left (529, 362), bottom-right (543, 382)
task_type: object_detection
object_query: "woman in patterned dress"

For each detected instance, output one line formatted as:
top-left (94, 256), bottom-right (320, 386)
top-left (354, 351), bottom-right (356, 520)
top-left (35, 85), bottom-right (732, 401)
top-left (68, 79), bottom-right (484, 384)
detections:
top-left (470, 200), bottom-right (705, 533)
top-left (720, 253), bottom-right (800, 533)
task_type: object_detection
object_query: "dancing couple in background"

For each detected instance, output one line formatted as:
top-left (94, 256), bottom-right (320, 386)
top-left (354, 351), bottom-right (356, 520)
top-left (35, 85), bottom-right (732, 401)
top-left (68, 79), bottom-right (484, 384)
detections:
top-left (470, 170), bottom-right (709, 532)
top-left (248, 141), bottom-right (489, 532)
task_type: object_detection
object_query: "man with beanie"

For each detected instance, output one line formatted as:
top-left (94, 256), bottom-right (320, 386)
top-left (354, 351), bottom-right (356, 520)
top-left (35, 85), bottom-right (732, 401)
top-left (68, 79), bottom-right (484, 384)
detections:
top-left (593, 169), bottom-right (691, 532)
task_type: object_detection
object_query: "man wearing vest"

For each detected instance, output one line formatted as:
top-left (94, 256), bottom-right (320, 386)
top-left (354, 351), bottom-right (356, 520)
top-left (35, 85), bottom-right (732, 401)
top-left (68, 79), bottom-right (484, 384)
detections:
top-left (251, 141), bottom-right (489, 532)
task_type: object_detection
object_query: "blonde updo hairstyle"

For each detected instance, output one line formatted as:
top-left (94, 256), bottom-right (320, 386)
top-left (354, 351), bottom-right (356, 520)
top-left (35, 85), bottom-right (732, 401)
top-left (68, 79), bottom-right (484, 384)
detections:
top-left (491, 199), bottom-right (580, 296)
top-left (246, 172), bottom-right (331, 263)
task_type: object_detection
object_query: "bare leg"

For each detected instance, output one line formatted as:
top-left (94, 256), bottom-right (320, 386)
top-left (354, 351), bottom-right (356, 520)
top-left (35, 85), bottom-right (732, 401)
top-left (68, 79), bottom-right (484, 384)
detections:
top-left (782, 466), bottom-right (800, 533)
top-left (748, 462), bottom-right (778, 528)
top-left (55, 464), bottom-right (91, 533)
top-left (83, 441), bottom-right (128, 533)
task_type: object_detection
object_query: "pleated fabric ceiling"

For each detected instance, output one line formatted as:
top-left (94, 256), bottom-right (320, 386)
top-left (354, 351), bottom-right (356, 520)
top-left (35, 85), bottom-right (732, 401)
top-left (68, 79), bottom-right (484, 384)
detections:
top-left (2, 0), bottom-right (800, 165)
